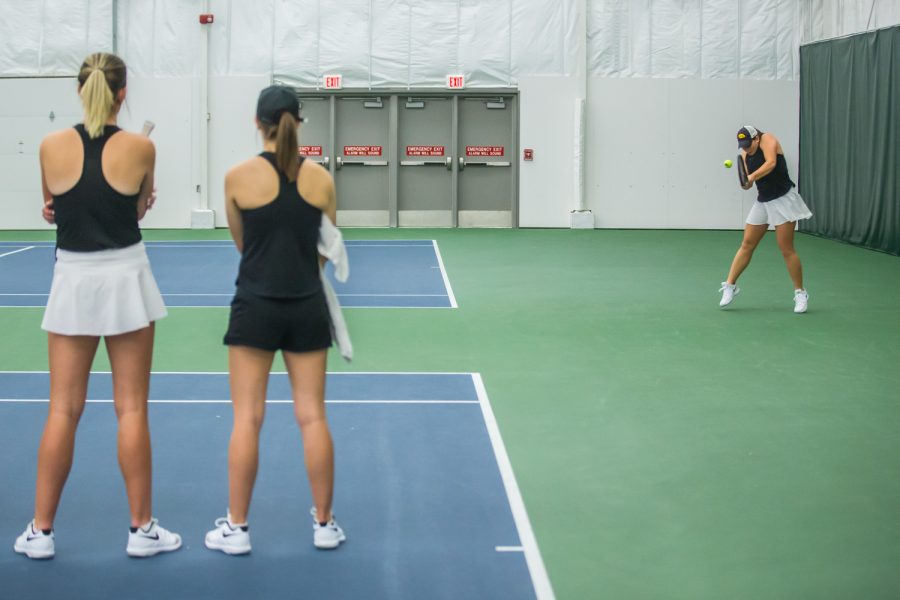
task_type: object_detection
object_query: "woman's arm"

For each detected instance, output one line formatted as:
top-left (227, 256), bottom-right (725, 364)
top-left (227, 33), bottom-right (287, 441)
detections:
top-left (38, 139), bottom-right (56, 224)
top-left (224, 168), bottom-right (244, 254)
top-left (748, 134), bottom-right (779, 183)
top-left (322, 176), bottom-right (337, 227)
top-left (136, 138), bottom-right (156, 221)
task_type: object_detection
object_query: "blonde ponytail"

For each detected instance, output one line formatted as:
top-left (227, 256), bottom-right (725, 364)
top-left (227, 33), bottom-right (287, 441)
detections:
top-left (274, 112), bottom-right (300, 182)
top-left (77, 53), bottom-right (127, 139)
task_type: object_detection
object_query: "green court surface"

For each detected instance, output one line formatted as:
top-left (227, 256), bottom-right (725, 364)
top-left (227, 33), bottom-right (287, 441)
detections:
top-left (2, 228), bottom-right (898, 599)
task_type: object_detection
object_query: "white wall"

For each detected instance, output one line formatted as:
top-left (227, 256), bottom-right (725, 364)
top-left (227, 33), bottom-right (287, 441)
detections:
top-left (208, 76), bottom-right (271, 227)
top-left (801, 0), bottom-right (900, 43)
top-left (0, 74), bottom-right (800, 232)
top-left (4, 1), bottom-right (858, 231)
top-left (116, 77), bottom-right (197, 228)
top-left (0, 78), bottom-right (81, 230)
top-left (586, 77), bottom-right (799, 229)
top-left (0, 77), bottom-right (201, 230)
top-left (518, 76), bottom-right (578, 228)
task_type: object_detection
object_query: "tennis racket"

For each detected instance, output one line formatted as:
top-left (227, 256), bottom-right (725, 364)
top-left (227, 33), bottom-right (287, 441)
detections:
top-left (737, 153), bottom-right (749, 187)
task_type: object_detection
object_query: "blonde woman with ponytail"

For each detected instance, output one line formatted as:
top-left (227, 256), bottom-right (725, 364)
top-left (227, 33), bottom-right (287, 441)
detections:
top-left (205, 86), bottom-right (345, 554)
top-left (15, 53), bottom-right (181, 560)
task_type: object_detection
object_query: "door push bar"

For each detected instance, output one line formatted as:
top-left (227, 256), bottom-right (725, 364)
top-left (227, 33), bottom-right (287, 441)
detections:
top-left (458, 157), bottom-right (512, 170)
top-left (310, 156), bottom-right (330, 169)
top-left (335, 157), bottom-right (389, 170)
top-left (399, 157), bottom-right (453, 171)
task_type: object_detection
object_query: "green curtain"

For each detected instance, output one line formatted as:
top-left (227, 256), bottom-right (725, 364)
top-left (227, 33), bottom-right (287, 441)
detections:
top-left (799, 26), bottom-right (900, 256)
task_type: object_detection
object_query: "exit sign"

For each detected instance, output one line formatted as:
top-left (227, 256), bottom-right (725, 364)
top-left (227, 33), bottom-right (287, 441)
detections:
top-left (323, 74), bottom-right (342, 90)
top-left (447, 75), bottom-right (465, 89)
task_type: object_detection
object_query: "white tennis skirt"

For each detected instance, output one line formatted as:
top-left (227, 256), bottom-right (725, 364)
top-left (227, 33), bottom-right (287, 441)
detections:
top-left (41, 242), bottom-right (167, 336)
top-left (746, 189), bottom-right (813, 226)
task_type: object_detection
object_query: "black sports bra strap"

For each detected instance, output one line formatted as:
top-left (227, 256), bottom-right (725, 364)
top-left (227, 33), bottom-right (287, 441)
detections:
top-left (259, 152), bottom-right (306, 179)
top-left (259, 151), bottom-right (279, 171)
top-left (75, 124), bottom-right (121, 160)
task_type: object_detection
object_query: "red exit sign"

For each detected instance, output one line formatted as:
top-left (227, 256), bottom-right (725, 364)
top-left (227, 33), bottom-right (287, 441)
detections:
top-left (447, 75), bottom-right (465, 89)
top-left (323, 74), bottom-right (342, 90)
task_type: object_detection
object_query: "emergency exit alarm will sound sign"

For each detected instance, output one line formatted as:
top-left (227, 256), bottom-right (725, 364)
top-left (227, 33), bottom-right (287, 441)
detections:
top-left (466, 146), bottom-right (504, 157)
top-left (344, 146), bottom-right (382, 156)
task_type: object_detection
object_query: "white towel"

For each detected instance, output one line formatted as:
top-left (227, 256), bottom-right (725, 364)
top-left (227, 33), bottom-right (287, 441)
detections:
top-left (317, 215), bottom-right (352, 361)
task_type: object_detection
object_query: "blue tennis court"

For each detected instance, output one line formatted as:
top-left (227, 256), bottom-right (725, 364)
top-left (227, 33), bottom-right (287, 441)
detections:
top-left (0, 371), bottom-right (547, 599)
top-left (0, 240), bottom-right (457, 308)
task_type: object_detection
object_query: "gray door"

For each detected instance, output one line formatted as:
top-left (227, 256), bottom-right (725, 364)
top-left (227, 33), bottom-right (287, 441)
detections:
top-left (334, 96), bottom-right (390, 226)
top-left (457, 96), bottom-right (516, 227)
top-left (398, 97), bottom-right (453, 227)
top-left (296, 96), bottom-right (332, 170)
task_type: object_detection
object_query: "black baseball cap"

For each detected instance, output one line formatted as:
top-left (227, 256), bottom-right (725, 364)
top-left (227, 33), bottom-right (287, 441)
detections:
top-left (737, 125), bottom-right (758, 149)
top-left (256, 85), bottom-right (304, 125)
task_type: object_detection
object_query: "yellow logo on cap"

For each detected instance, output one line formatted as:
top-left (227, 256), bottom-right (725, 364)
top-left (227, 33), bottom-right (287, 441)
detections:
top-left (738, 133), bottom-right (746, 139)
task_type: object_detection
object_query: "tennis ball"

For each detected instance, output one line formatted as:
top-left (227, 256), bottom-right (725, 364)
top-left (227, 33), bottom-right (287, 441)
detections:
top-left (724, 159), bottom-right (733, 168)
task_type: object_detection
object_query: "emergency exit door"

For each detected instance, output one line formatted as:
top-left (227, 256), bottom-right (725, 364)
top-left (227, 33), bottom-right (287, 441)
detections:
top-left (297, 96), bottom-right (331, 169)
top-left (457, 96), bottom-right (516, 227)
top-left (334, 97), bottom-right (390, 226)
top-left (398, 97), bottom-right (453, 227)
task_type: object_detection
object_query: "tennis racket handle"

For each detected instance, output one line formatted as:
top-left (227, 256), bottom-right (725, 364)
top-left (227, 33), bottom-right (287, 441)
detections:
top-left (141, 121), bottom-right (155, 137)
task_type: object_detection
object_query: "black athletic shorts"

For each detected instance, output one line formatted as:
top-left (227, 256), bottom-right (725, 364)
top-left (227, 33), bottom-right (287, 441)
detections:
top-left (224, 287), bottom-right (332, 353)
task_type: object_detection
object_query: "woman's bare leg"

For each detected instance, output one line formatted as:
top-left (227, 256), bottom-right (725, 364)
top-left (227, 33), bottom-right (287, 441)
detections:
top-left (283, 349), bottom-right (333, 522)
top-left (775, 221), bottom-right (804, 289)
top-left (726, 223), bottom-right (769, 284)
top-left (227, 345), bottom-right (274, 524)
top-left (34, 333), bottom-right (99, 530)
top-left (106, 324), bottom-right (155, 528)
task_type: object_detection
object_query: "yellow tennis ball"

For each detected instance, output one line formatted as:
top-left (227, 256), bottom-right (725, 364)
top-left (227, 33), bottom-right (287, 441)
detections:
top-left (724, 159), bottom-right (733, 168)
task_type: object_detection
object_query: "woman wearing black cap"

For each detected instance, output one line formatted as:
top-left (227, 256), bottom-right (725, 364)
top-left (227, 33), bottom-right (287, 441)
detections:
top-left (205, 86), bottom-right (345, 554)
top-left (720, 125), bottom-right (813, 313)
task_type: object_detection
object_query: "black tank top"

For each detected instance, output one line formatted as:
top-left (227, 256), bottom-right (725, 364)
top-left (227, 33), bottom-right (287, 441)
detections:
top-left (745, 133), bottom-right (795, 202)
top-left (235, 153), bottom-right (322, 298)
top-left (52, 125), bottom-right (142, 251)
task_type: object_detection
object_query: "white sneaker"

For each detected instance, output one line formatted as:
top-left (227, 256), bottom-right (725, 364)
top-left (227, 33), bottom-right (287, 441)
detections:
top-left (311, 508), bottom-right (346, 550)
top-left (205, 516), bottom-right (251, 555)
top-left (126, 518), bottom-right (182, 557)
top-left (719, 282), bottom-right (740, 307)
top-left (14, 521), bottom-right (54, 560)
top-left (794, 289), bottom-right (809, 313)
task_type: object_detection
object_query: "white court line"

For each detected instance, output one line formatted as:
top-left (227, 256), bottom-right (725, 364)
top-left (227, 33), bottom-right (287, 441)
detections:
top-left (44, 304), bottom-right (453, 310)
top-left (83, 305), bottom-right (457, 309)
top-left (155, 293), bottom-right (450, 298)
top-left (0, 246), bottom-right (35, 259)
top-left (495, 546), bottom-right (525, 552)
top-left (0, 240), bottom-right (434, 246)
top-left (0, 370), bottom-right (475, 375)
top-left (0, 293), bottom-right (450, 298)
top-left (432, 240), bottom-right (458, 308)
top-left (0, 305), bottom-right (456, 309)
top-left (0, 398), bottom-right (477, 405)
top-left (474, 373), bottom-right (555, 600)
